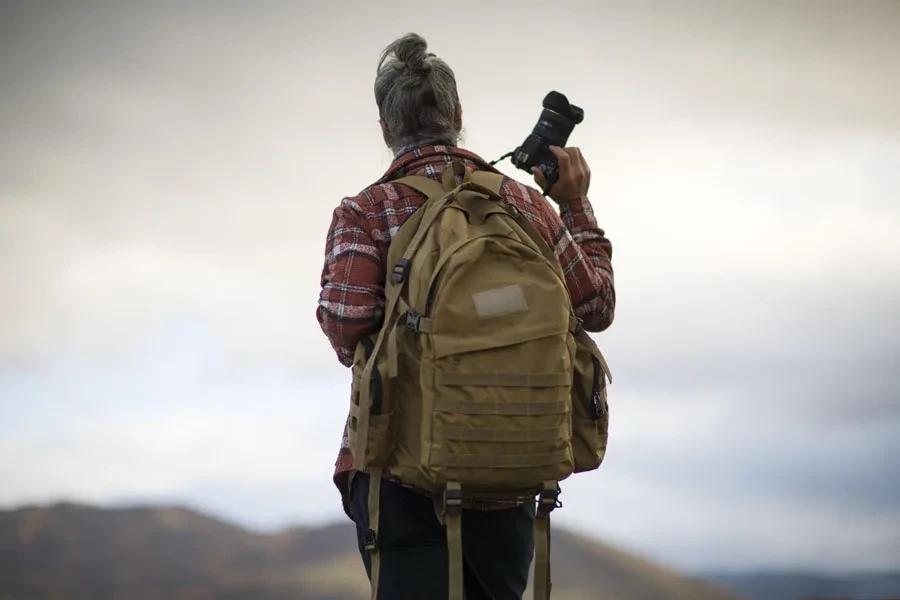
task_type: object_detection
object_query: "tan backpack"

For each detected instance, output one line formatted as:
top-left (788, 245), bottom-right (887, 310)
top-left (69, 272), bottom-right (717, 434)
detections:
top-left (348, 162), bottom-right (612, 600)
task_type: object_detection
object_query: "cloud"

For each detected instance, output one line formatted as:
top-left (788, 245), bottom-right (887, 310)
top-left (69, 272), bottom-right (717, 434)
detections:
top-left (0, 319), bottom-right (351, 515)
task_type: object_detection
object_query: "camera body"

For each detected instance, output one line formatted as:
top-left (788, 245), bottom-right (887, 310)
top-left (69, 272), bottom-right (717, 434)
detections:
top-left (510, 91), bottom-right (584, 191)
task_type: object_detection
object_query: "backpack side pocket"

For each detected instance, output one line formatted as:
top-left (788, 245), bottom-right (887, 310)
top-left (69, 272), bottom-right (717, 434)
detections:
top-left (570, 329), bottom-right (611, 473)
top-left (348, 334), bottom-right (397, 468)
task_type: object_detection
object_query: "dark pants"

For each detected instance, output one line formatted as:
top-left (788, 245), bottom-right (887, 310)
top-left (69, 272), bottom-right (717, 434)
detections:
top-left (350, 472), bottom-right (535, 600)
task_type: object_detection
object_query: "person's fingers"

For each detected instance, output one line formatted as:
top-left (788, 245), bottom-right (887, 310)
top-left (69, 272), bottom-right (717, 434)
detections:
top-left (531, 167), bottom-right (547, 190)
top-left (571, 147), bottom-right (585, 168)
top-left (556, 147), bottom-right (580, 183)
top-left (569, 148), bottom-right (590, 196)
top-left (549, 146), bottom-right (571, 171)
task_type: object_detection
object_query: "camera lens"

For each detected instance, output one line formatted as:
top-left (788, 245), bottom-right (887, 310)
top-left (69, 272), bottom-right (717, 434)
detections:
top-left (533, 109), bottom-right (577, 147)
top-left (531, 91), bottom-right (584, 148)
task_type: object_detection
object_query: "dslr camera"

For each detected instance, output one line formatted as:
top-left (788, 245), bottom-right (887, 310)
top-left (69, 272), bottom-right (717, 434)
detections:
top-left (510, 91), bottom-right (584, 193)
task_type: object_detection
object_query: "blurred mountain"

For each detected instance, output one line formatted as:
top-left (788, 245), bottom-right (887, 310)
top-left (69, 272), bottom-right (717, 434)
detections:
top-left (703, 571), bottom-right (900, 600)
top-left (0, 501), bottom-right (743, 600)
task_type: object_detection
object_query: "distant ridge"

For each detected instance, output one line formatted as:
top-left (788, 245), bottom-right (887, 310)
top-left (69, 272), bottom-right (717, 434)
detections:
top-left (0, 501), bottom-right (743, 600)
top-left (703, 571), bottom-right (900, 600)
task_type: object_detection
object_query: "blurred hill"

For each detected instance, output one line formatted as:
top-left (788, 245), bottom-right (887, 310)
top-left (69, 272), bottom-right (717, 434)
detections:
top-left (703, 572), bottom-right (900, 600)
top-left (0, 501), bottom-right (744, 600)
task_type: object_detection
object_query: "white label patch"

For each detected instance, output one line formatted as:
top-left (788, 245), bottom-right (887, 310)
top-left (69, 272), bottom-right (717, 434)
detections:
top-left (472, 285), bottom-right (529, 319)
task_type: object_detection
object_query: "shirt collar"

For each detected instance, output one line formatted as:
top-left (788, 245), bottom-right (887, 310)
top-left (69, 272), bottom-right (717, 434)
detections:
top-left (392, 139), bottom-right (451, 160)
top-left (379, 143), bottom-right (500, 183)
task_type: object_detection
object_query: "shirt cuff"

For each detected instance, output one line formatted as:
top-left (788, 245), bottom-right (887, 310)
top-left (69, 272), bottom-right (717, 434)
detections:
top-left (559, 195), bottom-right (599, 233)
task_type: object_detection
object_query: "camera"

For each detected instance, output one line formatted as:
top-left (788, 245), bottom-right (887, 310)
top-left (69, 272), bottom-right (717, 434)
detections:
top-left (510, 91), bottom-right (584, 193)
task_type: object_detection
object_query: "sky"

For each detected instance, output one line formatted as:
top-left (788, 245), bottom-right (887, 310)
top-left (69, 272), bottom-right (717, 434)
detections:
top-left (1, 0), bottom-right (899, 575)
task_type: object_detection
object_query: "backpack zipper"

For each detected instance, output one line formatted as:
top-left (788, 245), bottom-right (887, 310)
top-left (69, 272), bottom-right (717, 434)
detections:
top-left (590, 355), bottom-right (604, 419)
top-left (361, 337), bottom-right (383, 415)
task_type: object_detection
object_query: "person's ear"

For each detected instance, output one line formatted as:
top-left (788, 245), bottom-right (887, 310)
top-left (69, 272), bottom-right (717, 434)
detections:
top-left (454, 103), bottom-right (463, 131)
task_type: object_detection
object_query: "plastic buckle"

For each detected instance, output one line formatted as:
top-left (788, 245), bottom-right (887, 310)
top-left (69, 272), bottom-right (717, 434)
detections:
top-left (363, 528), bottom-right (377, 552)
top-left (537, 485), bottom-right (562, 516)
top-left (404, 310), bottom-right (421, 332)
top-left (390, 258), bottom-right (411, 285)
top-left (443, 488), bottom-right (463, 517)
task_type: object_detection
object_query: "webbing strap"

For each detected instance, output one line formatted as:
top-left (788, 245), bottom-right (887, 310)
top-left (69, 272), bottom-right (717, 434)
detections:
top-left (393, 174), bottom-right (448, 199)
top-left (442, 160), bottom-right (468, 191)
top-left (417, 317), bottom-right (434, 333)
top-left (434, 399), bottom-right (568, 416)
top-left (397, 296), bottom-right (434, 333)
top-left (433, 447), bottom-right (571, 469)
top-left (384, 184), bottom-right (429, 271)
top-left (444, 481), bottom-right (464, 600)
top-left (468, 170), bottom-right (506, 195)
top-left (383, 295), bottom-right (438, 377)
top-left (436, 371), bottom-right (570, 388)
top-left (437, 423), bottom-right (569, 443)
top-left (533, 480), bottom-right (559, 600)
top-left (533, 509), bottom-right (552, 600)
top-left (366, 467), bottom-right (383, 600)
top-left (598, 351), bottom-right (612, 384)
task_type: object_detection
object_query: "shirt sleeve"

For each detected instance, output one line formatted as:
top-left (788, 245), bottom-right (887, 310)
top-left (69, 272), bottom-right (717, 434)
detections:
top-left (540, 193), bottom-right (616, 332)
top-left (316, 198), bottom-right (385, 367)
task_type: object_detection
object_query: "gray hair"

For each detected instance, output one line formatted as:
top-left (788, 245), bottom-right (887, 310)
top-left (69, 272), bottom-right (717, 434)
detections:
top-left (374, 33), bottom-right (461, 152)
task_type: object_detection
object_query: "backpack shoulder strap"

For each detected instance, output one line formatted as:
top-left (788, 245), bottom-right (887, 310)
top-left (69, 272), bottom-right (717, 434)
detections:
top-left (387, 175), bottom-right (446, 271)
top-left (392, 174), bottom-right (448, 201)
top-left (468, 170), bottom-right (506, 196)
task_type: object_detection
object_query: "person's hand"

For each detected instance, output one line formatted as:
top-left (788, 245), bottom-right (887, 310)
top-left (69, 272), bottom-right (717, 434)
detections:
top-left (531, 146), bottom-right (591, 204)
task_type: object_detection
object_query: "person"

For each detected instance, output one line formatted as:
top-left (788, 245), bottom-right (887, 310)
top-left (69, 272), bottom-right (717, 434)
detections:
top-left (316, 32), bottom-right (616, 600)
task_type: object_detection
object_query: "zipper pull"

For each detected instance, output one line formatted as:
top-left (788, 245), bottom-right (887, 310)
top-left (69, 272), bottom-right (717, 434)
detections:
top-left (590, 355), bottom-right (604, 419)
top-left (591, 389), bottom-right (604, 418)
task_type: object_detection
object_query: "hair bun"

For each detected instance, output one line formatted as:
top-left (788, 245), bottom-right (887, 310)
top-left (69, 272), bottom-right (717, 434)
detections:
top-left (389, 32), bottom-right (432, 75)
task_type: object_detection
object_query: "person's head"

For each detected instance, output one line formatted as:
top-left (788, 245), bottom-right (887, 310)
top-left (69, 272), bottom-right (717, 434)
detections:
top-left (374, 33), bottom-right (462, 153)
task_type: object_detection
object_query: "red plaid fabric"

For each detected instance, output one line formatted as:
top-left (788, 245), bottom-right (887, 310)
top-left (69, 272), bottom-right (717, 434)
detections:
top-left (316, 144), bottom-right (615, 518)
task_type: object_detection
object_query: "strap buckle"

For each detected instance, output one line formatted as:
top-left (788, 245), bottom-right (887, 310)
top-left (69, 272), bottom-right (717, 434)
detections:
top-left (390, 258), bottom-right (411, 285)
top-left (363, 528), bottom-right (378, 552)
top-left (442, 488), bottom-right (463, 517)
top-left (404, 310), bottom-right (422, 331)
top-left (537, 483), bottom-right (562, 516)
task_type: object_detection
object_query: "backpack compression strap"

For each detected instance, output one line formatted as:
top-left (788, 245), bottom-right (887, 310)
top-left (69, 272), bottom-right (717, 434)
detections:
top-left (533, 481), bottom-right (561, 600)
top-left (365, 468), bottom-right (383, 600)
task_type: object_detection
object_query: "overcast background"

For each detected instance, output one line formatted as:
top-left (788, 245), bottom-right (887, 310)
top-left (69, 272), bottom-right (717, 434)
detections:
top-left (1, 0), bottom-right (898, 575)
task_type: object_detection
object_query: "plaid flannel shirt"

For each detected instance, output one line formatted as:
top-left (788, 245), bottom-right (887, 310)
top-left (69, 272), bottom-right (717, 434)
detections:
top-left (316, 144), bottom-right (616, 518)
